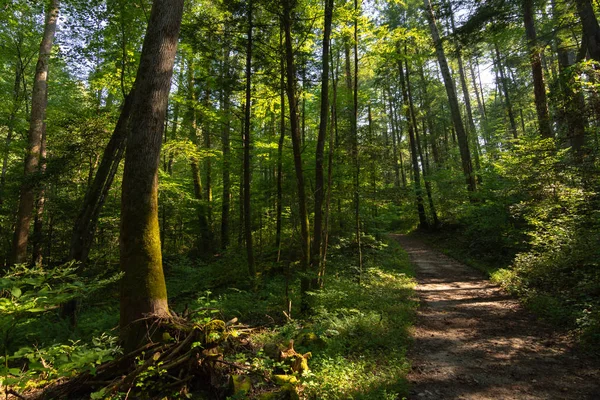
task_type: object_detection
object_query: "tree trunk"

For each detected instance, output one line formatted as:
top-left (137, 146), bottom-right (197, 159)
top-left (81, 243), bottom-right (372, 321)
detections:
top-left (0, 52), bottom-right (25, 206)
top-left (203, 89), bottom-right (213, 244)
top-left (320, 42), bottom-right (338, 287)
top-left (243, 1), bottom-right (255, 279)
top-left (558, 46), bottom-right (587, 158)
top-left (221, 48), bottom-right (231, 250)
top-left (423, 0), bottom-right (476, 193)
top-left (352, 0), bottom-right (363, 282)
top-left (11, 0), bottom-right (59, 265)
top-left (32, 125), bottom-right (47, 266)
top-left (119, 0), bottom-right (184, 352)
top-left (575, 0), bottom-right (600, 62)
top-left (523, 0), bottom-right (553, 139)
top-left (494, 42), bottom-right (519, 139)
top-left (70, 93), bottom-right (132, 263)
top-left (282, 0), bottom-right (310, 311)
top-left (406, 59), bottom-right (439, 228)
top-left (275, 28), bottom-right (285, 259)
top-left (398, 59), bottom-right (428, 229)
top-left (387, 89), bottom-right (401, 189)
top-left (311, 0), bottom-right (333, 286)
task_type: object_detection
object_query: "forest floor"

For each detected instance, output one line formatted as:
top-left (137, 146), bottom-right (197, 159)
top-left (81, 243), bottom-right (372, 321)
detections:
top-left (393, 234), bottom-right (600, 400)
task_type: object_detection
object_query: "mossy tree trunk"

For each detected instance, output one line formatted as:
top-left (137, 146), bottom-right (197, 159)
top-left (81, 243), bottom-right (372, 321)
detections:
top-left (119, 0), bottom-right (184, 352)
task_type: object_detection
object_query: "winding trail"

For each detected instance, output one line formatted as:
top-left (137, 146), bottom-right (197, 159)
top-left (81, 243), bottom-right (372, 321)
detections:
top-left (393, 235), bottom-right (600, 400)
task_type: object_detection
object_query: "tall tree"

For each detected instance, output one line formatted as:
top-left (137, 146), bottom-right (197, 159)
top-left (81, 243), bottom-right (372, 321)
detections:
top-left (243, 0), bottom-right (256, 278)
top-left (282, 0), bottom-right (310, 310)
top-left (575, 0), bottom-right (600, 62)
top-left (221, 46), bottom-right (232, 250)
top-left (423, 0), bottom-right (476, 193)
top-left (494, 42), bottom-right (519, 139)
top-left (11, 0), bottom-right (59, 265)
top-left (523, 0), bottom-right (552, 138)
top-left (119, 0), bottom-right (184, 351)
top-left (398, 55), bottom-right (428, 229)
top-left (311, 0), bottom-right (334, 284)
top-left (70, 93), bottom-right (132, 263)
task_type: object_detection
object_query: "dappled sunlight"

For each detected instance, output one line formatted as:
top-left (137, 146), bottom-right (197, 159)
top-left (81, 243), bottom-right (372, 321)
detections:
top-left (396, 235), bottom-right (600, 400)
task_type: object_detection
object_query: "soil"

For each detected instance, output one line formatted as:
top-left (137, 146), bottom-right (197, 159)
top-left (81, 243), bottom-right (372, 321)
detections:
top-left (393, 235), bottom-right (600, 400)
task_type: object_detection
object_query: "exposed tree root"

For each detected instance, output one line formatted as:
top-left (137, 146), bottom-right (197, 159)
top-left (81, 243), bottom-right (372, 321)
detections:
top-left (33, 315), bottom-right (255, 399)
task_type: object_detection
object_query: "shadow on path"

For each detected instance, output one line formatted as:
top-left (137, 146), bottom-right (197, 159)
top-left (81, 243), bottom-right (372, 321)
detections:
top-left (394, 234), bottom-right (600, 400)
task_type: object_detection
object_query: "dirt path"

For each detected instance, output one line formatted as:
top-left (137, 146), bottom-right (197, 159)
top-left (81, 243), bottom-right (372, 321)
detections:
top-left (393, 235), bottom-right (600, 400)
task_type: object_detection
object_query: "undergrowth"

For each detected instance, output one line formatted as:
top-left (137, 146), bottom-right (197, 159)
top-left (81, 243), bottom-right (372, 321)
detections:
top-left (0, 235), bottom-right (417, 398)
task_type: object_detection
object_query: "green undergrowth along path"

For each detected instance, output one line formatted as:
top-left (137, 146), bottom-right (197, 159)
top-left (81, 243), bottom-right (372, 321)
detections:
top-left (254, 236), bottom-right (417, 399)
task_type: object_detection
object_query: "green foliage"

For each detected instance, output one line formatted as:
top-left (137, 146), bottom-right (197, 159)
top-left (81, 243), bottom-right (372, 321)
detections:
top-left (253, 238), bottom-right (416, 399)
top-left (0, 262), bottom-right (122, 386)
top-left (1, 333), bottom-right (121, 391)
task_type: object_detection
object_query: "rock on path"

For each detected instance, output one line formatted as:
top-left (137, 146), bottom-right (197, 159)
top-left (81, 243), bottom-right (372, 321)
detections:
top-left (393, 235), bottom-right (600, 400)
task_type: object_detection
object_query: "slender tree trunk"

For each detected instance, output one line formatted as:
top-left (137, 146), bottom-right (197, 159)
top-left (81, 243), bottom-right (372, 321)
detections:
top-left (11, 0), bottom-right (60, 265)
top-left (275, 27), bottom-right (285, 260)
top-left (524, 0), bottom-right (553, 139)
top-left (447, 0), bottom-right (482, 181)
top-left (399, 59), bottom-right (428, 229)
top-left (320, 42), bottom-right (338, 287)
top-left (32, 125), bottom-right (47, 266)
top-left (119, 0), bottom-right (184, 352)
top-left (494, 42), bottom-right (519, 139)
top-left (203, 89), bottom-right (213, 245)
top-left (70, 93), bottom-right (132, 263)
top-left (387, 89), bottom-right (401, 189)
top-left (419, 65), bottom-right (441, 169)
top-left (423, 0), bottom-right (476, 193)
top-left (0, 56), bottom-right (25, 206)
top-left (352, 0), bottom-right (363, 282)
top-left (406, 59), bottom-right (439, 228)
top-left (282, 0), bottom-right (310, 311)
top-left (221, 49), bottom-right (231, 250)
top-left (243, 1), bottom-right (255, 278)
top-left (311, 0), bottom-right (334, 287)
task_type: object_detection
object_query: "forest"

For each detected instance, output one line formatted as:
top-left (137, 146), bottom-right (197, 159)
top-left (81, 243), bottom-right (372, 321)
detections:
top-left (0, 0), bottom-right (599, 398)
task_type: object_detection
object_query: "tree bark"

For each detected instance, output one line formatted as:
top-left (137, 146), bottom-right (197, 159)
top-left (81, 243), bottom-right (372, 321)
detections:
top-left (275, 27), bottom-right (285, 259)
top-left (243, 0), bottom-right (255, 278)
top-left (352, 0), bottom-right (363, 282)
top-left (494, 42), bottom-right (519, 139)
top-left (11, 0), bottom-right (59, 265)
top-left (575, 0), bottom-right (600, 62)
top-left (423, 0), bottom-right (476, 193)
top-left (221, 48), bottom-right (231, 250)
top-left (523, 0), bottom-right (553, 139)
top-left (70, 93), bottom-right (132, 263)
top-left (32, 125), bottom-right (47, 266)
top-left (119, 0), bottom-right (184, 352)
top-left (311, 0), bottom-right (334, 286)
top-left (406, 59), bottom-right (439, 228)
top-left (282, 0), bottom-right (310, 311)
top-left (398, 58), bottom-right (428, 229)
top-left (0, 47), bottom-right (26, 206)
